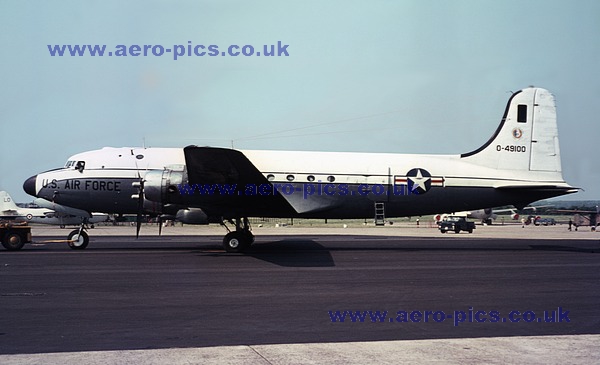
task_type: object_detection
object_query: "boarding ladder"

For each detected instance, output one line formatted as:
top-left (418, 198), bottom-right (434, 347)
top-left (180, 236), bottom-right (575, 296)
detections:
top-left (374, 202), bottom-right (386, 226)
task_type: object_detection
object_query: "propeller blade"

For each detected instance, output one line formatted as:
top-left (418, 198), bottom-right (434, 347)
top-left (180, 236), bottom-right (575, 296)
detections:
top-left (135, 178), bottom-right (144, 239)
top-left (136, 214), bottom-right (142, 239)
top-left (158, 216), bottom-right (163, 236)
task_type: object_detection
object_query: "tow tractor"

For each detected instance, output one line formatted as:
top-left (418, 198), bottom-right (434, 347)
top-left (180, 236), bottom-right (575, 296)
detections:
top-left (1, 221), bottom-right (89, 251)
top-left (0, 221), bottom-right (32, 250)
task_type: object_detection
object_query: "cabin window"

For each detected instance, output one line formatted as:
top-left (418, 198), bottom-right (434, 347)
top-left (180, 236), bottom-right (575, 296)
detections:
top-left (266, 174), bottom-right (275, 181)
top-left (307, 175), bottom-right (315, 182)
top-left (517, 105), bottom-right (527, 123)
top-left (327, 175), bottom-right (335, 183)
top-left (286, 175), bottom-right (295, 182)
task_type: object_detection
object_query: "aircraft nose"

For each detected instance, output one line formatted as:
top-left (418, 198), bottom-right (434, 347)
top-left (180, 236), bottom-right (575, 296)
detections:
top-left (23, 175), bottom-right (38, 197)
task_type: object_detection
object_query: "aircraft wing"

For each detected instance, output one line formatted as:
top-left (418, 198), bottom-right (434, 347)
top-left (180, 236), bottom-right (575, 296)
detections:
top-left (184, 146), bottom-right (270, 186)
top-left (487, 208), bottom-right (515, 214)
top-left (33, 199), bottom-right (92, 219)
top-left (554, 209), bottom-right (598, 214)
top-left (183, 146), bottom-right (304, 215)
top-left (183, 146), bottom-right (349, 215)
top-left (491, 205), bottom-right (553, 214)
top-left (0, 210), bottom-right (22, 220)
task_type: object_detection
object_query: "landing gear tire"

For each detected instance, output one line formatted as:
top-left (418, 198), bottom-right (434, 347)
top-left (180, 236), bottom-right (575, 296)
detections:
top-left (243, 231), bottom-right (255, 245)
top-left (223, 232), bottom-right (249, 253)
top-left (68, 230), bottom-right (89, 250)
top-left (454, 227), bottom-right (460, 234)
top-left (2, 233), bottom-right (25, 251)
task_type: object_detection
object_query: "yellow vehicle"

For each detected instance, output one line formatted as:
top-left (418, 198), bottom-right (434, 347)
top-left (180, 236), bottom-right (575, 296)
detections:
top-left (0, 221), bottom-right (32, 251)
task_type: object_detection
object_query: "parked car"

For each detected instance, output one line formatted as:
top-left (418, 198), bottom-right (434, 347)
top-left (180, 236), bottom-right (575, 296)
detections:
top-left (534, 217), bottom-right (556, 226)
top-left (438, 216), bottom-right (475, 233)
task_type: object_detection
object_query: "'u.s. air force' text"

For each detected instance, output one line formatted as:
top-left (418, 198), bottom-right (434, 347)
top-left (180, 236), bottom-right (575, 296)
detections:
top-left (42, 179), bottom-right (121, 191)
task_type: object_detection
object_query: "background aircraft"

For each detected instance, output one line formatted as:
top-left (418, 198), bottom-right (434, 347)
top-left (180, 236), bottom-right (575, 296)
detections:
top-left (0, 191), bottom-right (108, 228)
top-left (554, 206), bottom-right (600, 227)
top-left (433, 205), bottom-right (552, 225)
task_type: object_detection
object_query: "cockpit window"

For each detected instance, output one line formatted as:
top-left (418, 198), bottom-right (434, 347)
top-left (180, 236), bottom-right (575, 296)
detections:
top-left (65, 160), bottom-right (76, 168)
top-left (75, 161), bottom-right (85, 173)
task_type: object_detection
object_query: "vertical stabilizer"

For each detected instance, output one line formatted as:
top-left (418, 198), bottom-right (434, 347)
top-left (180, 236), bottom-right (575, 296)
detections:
top-left (461, 87), bottom-right (562, 173)
top-left (0, 191), bottom-right (19, 212)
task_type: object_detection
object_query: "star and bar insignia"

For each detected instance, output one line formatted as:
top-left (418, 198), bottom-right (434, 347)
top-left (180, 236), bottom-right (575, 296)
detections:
top-left (394, 168), bottom-right (444, 194)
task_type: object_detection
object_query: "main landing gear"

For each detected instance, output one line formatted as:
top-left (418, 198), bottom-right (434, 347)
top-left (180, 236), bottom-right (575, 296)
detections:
top-left (221, 217), bottom-right (254, 253)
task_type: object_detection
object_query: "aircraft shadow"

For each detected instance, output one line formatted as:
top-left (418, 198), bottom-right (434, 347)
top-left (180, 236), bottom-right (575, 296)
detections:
top-left (248, 239), bottom-right (336, 267)
top-left (194, 239), bottom-right (336, 267)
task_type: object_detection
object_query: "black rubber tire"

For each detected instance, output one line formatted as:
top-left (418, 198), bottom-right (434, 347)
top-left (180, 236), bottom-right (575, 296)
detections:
top-left (68, 230), bottom-right (89, 250)
top-left (223, 232), bottom-right (249, 253)
top-left (243, 231), bottom-right (255, 245)
top-left (2, 233), bottom-right (25, 251)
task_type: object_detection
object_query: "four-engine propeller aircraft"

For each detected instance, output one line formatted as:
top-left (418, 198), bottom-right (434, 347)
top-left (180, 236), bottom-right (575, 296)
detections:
top-left (23, 87), bottom-right (577, 251)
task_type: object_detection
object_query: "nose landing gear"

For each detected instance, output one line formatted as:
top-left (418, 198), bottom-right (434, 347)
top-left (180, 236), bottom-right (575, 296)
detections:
top-left (67, 220), bottom-right (90, 250)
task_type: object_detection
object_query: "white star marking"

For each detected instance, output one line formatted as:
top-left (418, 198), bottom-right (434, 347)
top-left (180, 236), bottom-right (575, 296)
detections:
top-left (408, 169), bottom-right (431, 192)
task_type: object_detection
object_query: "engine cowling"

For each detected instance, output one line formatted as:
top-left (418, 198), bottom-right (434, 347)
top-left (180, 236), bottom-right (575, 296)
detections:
top-left (143, 167), bottom-right (186, 208)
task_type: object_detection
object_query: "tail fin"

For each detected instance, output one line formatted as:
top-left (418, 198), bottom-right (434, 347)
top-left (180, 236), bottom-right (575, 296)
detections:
top-left (0, 191), bottom-right (19, 211)
top-left (461, 87), bottom-right (562, 173)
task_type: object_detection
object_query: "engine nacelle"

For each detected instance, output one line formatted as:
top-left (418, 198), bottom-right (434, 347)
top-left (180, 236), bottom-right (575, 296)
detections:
top-left (175, 208), bottom-right (209, 225)
top-left (144, 166), bottom-right (187, 207)
top-left (143, 166), bottom-right (219, 222)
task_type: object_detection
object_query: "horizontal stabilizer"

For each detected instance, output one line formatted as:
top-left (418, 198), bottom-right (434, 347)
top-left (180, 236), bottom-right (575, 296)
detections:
top-left (493, 184), bottom-right (578, 194)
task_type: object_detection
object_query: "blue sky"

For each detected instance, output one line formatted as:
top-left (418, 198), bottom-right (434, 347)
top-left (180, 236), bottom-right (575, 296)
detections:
top-left (1, 0), bottom-right (599, 203)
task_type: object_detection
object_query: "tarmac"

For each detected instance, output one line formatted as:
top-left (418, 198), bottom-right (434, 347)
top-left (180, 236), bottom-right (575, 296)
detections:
top-left (1, 222), bottom-right (598, 364)
top-left (28, 220), bottom-right (600, 240)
